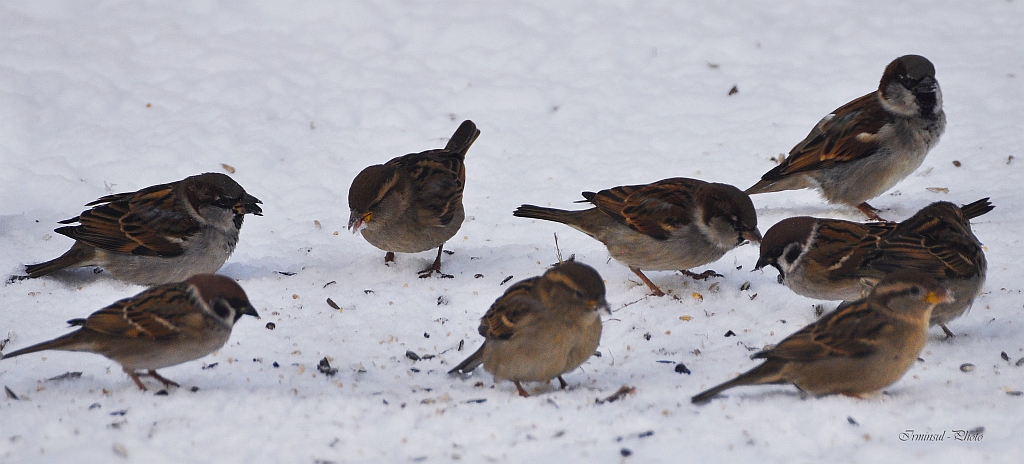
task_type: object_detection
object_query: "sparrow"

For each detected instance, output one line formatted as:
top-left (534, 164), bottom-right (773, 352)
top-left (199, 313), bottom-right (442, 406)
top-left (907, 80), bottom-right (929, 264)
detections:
top-left (514, 178), bottom-right (761, 296)
top-left (755, 198), bottom-right (991, 338)
top-left (745, 55), bottom-right (946, 220)
top-left (1, 274), bottom-right (260, 390)
top-left (691, 272), bottom-right (953, 403)
top-left (348, 120), bottom-right (479, 278)
top-left (448, 260), bottom-right (609, 397)
top-left (21, 172), bottom-right (263, 286)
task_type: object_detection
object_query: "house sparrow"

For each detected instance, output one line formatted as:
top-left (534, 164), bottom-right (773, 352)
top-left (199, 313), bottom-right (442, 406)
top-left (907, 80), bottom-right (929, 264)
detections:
top-left (745, 55), bottom-right (945, 220)
top-left (514, 178), bottom-right (761, 296)
top-left (755, 198), bottom-right (991, 338)
top-left (0, 274), bottom-right (259, 390)
top-left (348, 120), bottom-right (479, 278)
top-left (21, 173), bottom-right (263, 286)
top-left (691, 272), bottom-right (953, 403)
top-left (448, 260), bottom-right (609, 397)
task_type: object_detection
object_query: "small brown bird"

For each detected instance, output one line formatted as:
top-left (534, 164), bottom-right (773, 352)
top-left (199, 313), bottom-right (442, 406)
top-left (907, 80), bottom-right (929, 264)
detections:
top-left (22, 173), bottom-right (263, 286)
top-left (348, 120), bottom-right (479, 278)
top-left (514, 178), bottom-right (760, 296)
top-left (448, 260), bottom-right (609, 397)
top-left (1, 274), bottom-right (260, 390)
top-left (746, 55), bottom-right (945, 220)
top-left (755, 198), bottom-right (991, 338)
top-left (691, 272), bottom-right (953, 404)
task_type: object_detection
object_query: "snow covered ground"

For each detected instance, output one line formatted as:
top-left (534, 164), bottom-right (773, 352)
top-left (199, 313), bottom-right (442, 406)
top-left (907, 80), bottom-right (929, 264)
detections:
top-left (1, 0), bottom-right (1022, 462)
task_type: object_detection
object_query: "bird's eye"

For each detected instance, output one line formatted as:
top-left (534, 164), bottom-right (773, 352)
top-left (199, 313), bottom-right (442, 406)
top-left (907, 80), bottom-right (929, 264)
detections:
top-left (574, 290), bottom-right (586, 299)
top-left (212, 300), bottom-right (233, 319)
top-left (909, 286), bottom-right (921, 296)
top-left (214, 196), bottom-right (236, 208)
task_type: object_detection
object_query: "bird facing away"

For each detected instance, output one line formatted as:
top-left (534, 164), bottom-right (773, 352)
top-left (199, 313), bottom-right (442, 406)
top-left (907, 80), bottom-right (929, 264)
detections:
top-left (448, 260), bottom-right (609, 397)
top-left (745, 55), bottom-right (945, 220)
top-left (21, 173), bottom-right (263, 286)
top-left (755, 198), bottom-right (991, 338)
top-left (514, 178), bottom-right (760, 296)
top-left (1, 274), bottom-right (260, 390)
top-left (691, 272), bottom-right (953, 404)
top-left (348, 120), bottom-right (480, 278)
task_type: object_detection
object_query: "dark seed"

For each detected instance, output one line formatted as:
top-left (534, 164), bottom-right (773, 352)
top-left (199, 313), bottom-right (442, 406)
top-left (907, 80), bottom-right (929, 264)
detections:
top-left (465, 398), bottom-right (486, 404)
top-left (272, 362), bottom-right (280, 368)
top-left (474, 274), bottom-right (484, 278)
top-left (643, 332), bottom-right (651, 341)
top-left (500, 276), bottom-right (514, 285)
top-left (410, 368), bottom-right (420, 373)
top-left (4, 386), bottom-right (19, 400)
top-left (960, 363), bottom-right (975, 372)
top-left (724, 330), bottom-right (736, 337)
top-left (1007, 391), bottom-right (1023, 396)
top-left (728, 85), bottom-right (739, 95)
top-left (191, 387), bottom-right (200, 393)
top-left (317, 357), bottom-right (338, 376)
top-left (1016, 357), bottom-right (1024, 367)
top-left (89, 403), bottom-right (101, 410)
top-left (323, 281), bottom-right (336, 288)
top-left (202, 363), bottom-right (218, 370)
top-left (638, 431), bottom-right (654, 438)
top-left (620, 448), bottom-right (632, 457)
top-left (155, 390), bottom-right (169, 396)
top-left (953, 160), bottom-right (962, 167)
top-left (740, 281), bottom-right (751, 291)
top-left (656, 360), bottom-right (674, 364)
top-left (326, 298), bottom-right (340, 310)
top-left (277, 271), bottom-right (296, 276)
top-left (1001, 351), bottom-right (1010, 362)
top-left (364, 290), bottom-right (374, 294)
top-left (110, 410), bottom-right (127, 416)
top-left (424, 332), bottom-right (430, 338)
top-left (848, 416), bottom-right (858, 425)
top-left (265, 322), bottom-right (276, 330)
top-left (405, 350), bottom-right (421, 361)
top-left (458, 340), bottom-right (464, 351)
top-left (437, 296), bottom-right (449, 306)
top-left (675, 363), bottom-right (691, 374)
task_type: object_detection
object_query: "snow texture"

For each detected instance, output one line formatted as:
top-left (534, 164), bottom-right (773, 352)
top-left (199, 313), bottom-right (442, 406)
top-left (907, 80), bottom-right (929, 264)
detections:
top-left (1, 1), bottom-right (1022, 462)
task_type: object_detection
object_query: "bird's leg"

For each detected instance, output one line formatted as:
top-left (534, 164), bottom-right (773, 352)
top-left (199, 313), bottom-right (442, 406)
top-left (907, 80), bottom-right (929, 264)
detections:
top-left (557, 375), bottom-right (568, 390)
top-left (145, 370), bottom-right (180, 388)
top-left (384, 252), bottom-right (396, 265)
top-left (682, 269), bottom-right (723, 281)
top-left (630, 267), bottom-right (665, 297)
top-left (856, 202), bottom-right (887, 221)
top-left (418, 245), bottom-right (453, 279)
top-left (940, 324), bottom-right (956, 339)
top-left (513, 380), bottom-right (531, 397)
top-left (126, 371), bottom-right (148, 391)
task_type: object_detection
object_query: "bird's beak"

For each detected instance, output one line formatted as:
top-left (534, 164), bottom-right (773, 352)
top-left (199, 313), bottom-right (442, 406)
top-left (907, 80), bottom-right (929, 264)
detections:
top-left (742, 229), bottom-right (763, 244)
top-left (234, 194), bottom-right (263, 216)
top-left (589, 299), bottom-right (612, 315)
top-left (348, 211), bottom-right (372, 233)
top-left (926, 288), bottom-right (955, 305)
top-left (753, 256), bottom-right (771, 271)
top-left (243, 304), bottom-right (261, 319)
top-left (916, 76), bottom-right (938, 93)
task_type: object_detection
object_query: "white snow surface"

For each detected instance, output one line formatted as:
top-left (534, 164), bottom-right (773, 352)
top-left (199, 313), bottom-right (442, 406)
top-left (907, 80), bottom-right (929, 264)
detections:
top-left (1, 1), bottom-right (1023, 462)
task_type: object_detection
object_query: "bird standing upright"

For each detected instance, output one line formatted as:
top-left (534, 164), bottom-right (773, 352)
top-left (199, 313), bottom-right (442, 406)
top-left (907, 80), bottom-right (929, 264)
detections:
top-left (746, 55), bottom-right (945, 220)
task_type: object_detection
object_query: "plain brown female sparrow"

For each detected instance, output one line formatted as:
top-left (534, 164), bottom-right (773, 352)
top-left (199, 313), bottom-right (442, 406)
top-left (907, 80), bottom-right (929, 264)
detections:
top-left (21, 173), bottom-right (263, 286)
top-left (746, 55), bottom-right (945, 220)
top-left (1, 274), bottom-right (259, 390)
top-left (514, 178), bottom-right (761, 296)
top-left (755, 198), bottom-right (990, 338)
top-left (691, 272), bottom-right (952, 403)
top-left (348, 120), bottom-right (479, 278)
top-left (448, 260), bottom-right (609, 397)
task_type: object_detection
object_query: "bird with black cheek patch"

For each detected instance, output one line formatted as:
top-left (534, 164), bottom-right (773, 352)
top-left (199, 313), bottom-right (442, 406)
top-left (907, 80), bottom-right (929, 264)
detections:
top-left (1, 274), bottom-right (260, 390)
top-left (514, 178), bottom-right (760, 296)
top-left (746, 55), bottom-right (945, 220)
top-left (348, 120), bottom-right (479, 278)
top-left (20, 173), bottom-right (263, 286)
top-left (692, 272), bottom-right (953, 404)
top-left (755, 198), bottom-right (991, 338)
top-left (448, 260), bottom-right (610, 397)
